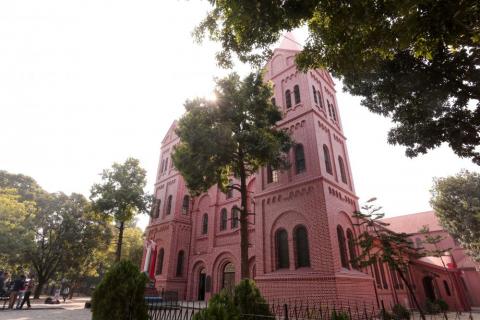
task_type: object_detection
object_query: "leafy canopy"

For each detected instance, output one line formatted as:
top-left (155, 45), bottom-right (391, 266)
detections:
top-left (430, 170), bottom-right (480, 261)
top-left (196, 1), bottom-right (480, 164)
top-left (90, 158), bottom-right (151, 223)
top-left (172, 72), bottom-right (293, 195)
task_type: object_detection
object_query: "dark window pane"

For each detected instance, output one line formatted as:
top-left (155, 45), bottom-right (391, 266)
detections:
top-left (337, 225), bottom-right (349, 269)
top-left (295, 226), bottom-right (310, 268)
top-left (231, 207), bottom-right (239, 229)
top-left (166, 195), bottom-right (172, 215)
top-left (176, 250), bottom-right (184, 276)
top-left (312, 86), bottom-right (318, 104)
top-left (323, 145), bottom-right (332, 174)
top-left (346, 229), bottom-right (357, 269)
top-left (338, 156), bottom-right (348, 184)
top-left (285, 90), bottom-right (292, 108)
top-left (182, 195), bottom-right (190, 214)
top-left (220, 208), bottom-right (227, 231)
top-left (156, 248), bottom-right (164, 275)
top-left (202, 213), bottom-right (208, 234)
top-left (276, 229), bottom-right (289, 269)
top-left (294, 85), bottom-right (301, 104)
top-left (295, 144), bottom-right (306, 174)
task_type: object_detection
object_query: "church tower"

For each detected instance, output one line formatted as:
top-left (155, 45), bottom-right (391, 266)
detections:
top-left (253, 34), bottom-right (376, 304)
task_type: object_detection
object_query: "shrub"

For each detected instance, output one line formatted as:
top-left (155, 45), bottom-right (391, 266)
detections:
top-left (91, 260), bottom-right (149, 320)
top-left (392, 304), bottom-right (410, 320)
top-left (425, 300), bottom-right (441, 314)
top-left (436, 299), bottom-right (449, 312)
top-left (331, 310), bottom-right (350, 320)
top-left (194, 279), bottom-right (272, 320)
top-left (193, 291), bottom-right (239, 320)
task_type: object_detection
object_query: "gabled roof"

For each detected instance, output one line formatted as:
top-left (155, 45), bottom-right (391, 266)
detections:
top-left (277, 32), bottom-right (302, 51)
top-left (381, 211), bottom-right (443, 235)
top-left (161, 120), bottom-right (178, 144)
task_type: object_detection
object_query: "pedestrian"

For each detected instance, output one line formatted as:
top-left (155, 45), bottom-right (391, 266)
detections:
top-left (0, 271), bottom-right (6, 296)
top-left (54, 287), bottom-right (61, 303)
top-left (15, 280), bottom-right (26, 309)
top-left (61, 286), bottom-right (70, 303)
top-left (8, 275), bottom-right (25, 309)
top-left (19, 276), bottom-right (35, 309)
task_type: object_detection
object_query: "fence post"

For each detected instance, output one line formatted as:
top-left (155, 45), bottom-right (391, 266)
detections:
top-left (283, 303), bottom-right (289, 320)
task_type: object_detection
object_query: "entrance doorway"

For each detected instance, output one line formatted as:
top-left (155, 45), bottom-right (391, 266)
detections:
top-left (423, 276), bottom-right (436, 301)
top-left (198, 269), bottom-right (206, 301)
top-left (222, 262), bottom-right (235, 293)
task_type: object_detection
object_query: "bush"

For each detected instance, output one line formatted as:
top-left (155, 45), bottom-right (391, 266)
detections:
top-left (331, 310), bottom-right (350, 320)
top-left (193, 279), bottom-right (272, 320)
top-left (91, 260), bottom-right (149, 320)
top-left (436, 299), bottom-right (449, 312)
top-left (392, 304), bottom-right (410, 320)
top-left (425, 299), bottom-right (449, 315)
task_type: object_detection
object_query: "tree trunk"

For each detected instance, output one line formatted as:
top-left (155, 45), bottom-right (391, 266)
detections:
top-left (239, 162), bottom-right (250, 279)
top-left (34, 276), bottom-right (47, 299)
top-left (397, 266), bottom-right (426, 320)
top-left (116, 221), bottom-right (125, 262)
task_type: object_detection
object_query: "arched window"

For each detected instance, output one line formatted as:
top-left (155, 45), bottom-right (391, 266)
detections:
top-left (331, 104), bottom-right (337, 121)
top-left (231, 207), bottom-right (239, 229)
top-left (372, 258), bottom-right (382, 289)
top-left (327, 101), bottom-right (333, 117)
top-left (275, 229), bottom-right (290, 269)
top-left (166, 195), bottom-right (172, 215)
top-left (317, 90), bottom-right (323, 108)
top-left (293, 85), bottom-right (301, 104)
top-left (390, 266), bottom-right (399, 289)
top-left (202, 213), bottom-right (208, 234)
top-left (294, 226), bottom-right (310, 268)
top-left (152, 199), bottom-right (161, 218)
top-left (222, 262), bottom-right (235, 292)
top-left (312, 86), bottom-right (318, 104)
top-left (155, 248), bottom-right (164, 275)
top-left (285, 90), bottom-right (292, 109)
top-left (323, 145), bottom-right (333, 174)
top-left (443, 280), bottom-right (451, 296)
top-left (338, 156), bottom-right (348, 184)
top-left (220, 208), bottom-right (228, 231)
top-left (346, 229), bottom-right (357, 269)
top-left (226, 180), bottom-right (233, 199)
top-left (379, 261), bottom-right (388, 289)
top-left (337, 225), bottom-right (349, 269)
top-left (176, 250), bottom-right (184, 276)
top-left (182, 195), bottom-right (190, 214)
top-left (266, 165), bottom-right (279, 183)
top-left (295, 144), bottom-right (306, 174)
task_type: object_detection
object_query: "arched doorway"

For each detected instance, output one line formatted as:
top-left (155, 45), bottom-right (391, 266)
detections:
top-left (423, 276), bottom-right (436, 301)
top-left (222, 262), bottom-right (235, 293)
top-left (198, 269), bottom-right (207, 301)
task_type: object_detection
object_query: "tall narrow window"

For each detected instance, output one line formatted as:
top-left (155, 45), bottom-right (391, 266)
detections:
top-left (379, 262), bottom-right (388, 289)
top-left (443, 280), bottom-right (451, 296)
top-left (373, 258), bottom-right (382, 289)
top-left (338, 156), bottom-right (348, 184)
top-left (390, 266), bottom-right (399, 289)
top-left (275, 229), bottom-right (289, 269)
top-left (346, 229), bottom-right (357, 269)
top-left (231, 207), bottom-right (239, 229)
top-left (182, 195), bottom-right (190, 215)
top-left (285, 90), bottom-right (292, 109)
top-left (151, 199), bottom-right (161, 218)
top-left (331, 104), bottom-right (337, 121)
top-left (293, 85), bottom-right (301, 104)
top-left (161, 159), bottom-right (165, 172)
top-left (176, 250), bottom-right (184, 276)
top-left (323, 145), bottom-right (333, 174)
top-left (156, 248), bottom-right (164, 275)
top-left (271, 97), bottom-right (276, 106)
top-left (294, 226), bottom-right (310, 268)
top-left (164, 158), bottom-right (169, 171)
top-left (327, 101), bottom-right (333, 117)
top-left (337, 225), bottom-right (349, 269)
top-left (226, 180), bottom-right (233, 199)
top-left (166, 195), bottom-right (172, 215)
top-left (267, 165), bottom-right (278, 183)
top-left (312, 86), bottom-right (318, 104)
top-left (220, 208), bottom-right (228, 231)
top-left (202, 213), bottom-right (208, 234)
top-left (295, 144), bottom-right (306, 173)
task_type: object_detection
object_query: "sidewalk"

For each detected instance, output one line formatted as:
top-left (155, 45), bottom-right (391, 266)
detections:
top-left (0, 297), bottom-right (91, 320)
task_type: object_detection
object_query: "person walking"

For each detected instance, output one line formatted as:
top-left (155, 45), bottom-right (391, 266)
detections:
top-left (19, 277), bottom-right (34, 309)
top-left (61, 286), bottom-right (70, 303)
top-left (8, 275), bottom-right (25, 309)
top-left (14, 280), bottom-right (26, 309)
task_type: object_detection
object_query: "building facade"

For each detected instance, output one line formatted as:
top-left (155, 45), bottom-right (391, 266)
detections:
top-left (141, 36), bottom-right (478, 311)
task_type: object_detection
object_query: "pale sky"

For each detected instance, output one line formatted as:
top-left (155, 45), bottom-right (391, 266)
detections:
top-left (0, 1), bottom-right (477, 230)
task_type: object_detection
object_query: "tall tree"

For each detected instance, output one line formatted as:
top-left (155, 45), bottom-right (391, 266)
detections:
top-left (430, 170), bottom-right (480, 262)
top-left (195, 1), bottom-right (480, 164)
top-left (353, 199), bottom-right (426, 320)
top-left (172, 72), bottom-right (293, 278)
top-left (90, 158), bottom-right (151, 262)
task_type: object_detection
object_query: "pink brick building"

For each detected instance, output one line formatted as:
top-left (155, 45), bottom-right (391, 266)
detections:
top-left (142, 36), bottom-right (478, 311)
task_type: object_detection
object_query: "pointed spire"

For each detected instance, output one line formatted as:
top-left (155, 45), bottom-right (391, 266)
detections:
top-left (278, 32), bottom-right (302, 51)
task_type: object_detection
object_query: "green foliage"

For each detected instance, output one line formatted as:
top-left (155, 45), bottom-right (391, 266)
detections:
top-left (392, 304), bottom-right (411, 320)
top-left (173, 72), bottom-right (293, 195)
top-left (193, 279), bottom-right (272, 320)
top-left (193, 291), bottom-right (239, 320)
top-left (92, 260), bottom-right (148, 320)
top-left (234, 279), bottom-right (272, 319)
top-left (196, 1), bottom-right (480, 164)
top-left (331, 310), bottom-right (350, 320)
top-left (173, 72), bottom-right (293, 278)
top-left (430, 170), bottom-right (480, 262)
top-left (424, 299), bottom-right (448, 314)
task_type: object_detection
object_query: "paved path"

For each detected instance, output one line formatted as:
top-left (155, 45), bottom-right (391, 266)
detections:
top-left (0, 298), bottom-right (91, 320)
